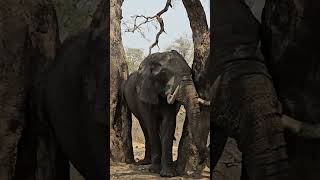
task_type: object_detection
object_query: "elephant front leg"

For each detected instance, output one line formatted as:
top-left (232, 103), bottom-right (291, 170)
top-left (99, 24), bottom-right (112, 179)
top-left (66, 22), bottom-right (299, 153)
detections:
top-left (147, 122), bottom-right (162, 174)
top-left (160, 116), bottom-right (177, 177)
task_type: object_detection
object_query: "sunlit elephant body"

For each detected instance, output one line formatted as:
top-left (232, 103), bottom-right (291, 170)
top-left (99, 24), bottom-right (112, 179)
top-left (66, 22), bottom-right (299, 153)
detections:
top-left (122, 50), bottom-right (203, 177)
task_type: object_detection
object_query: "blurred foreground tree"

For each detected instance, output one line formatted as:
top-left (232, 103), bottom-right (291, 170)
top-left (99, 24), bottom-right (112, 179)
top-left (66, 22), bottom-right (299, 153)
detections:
top-left (0, 0), bottom-right (60, 179)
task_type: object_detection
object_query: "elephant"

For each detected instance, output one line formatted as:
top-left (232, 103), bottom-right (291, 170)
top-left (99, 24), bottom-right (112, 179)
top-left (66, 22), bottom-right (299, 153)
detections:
top-left (8, 1), bottom-right (107, 179)
top-left (43, 14), bottom-right (107, 180)
top-left (16, 2), bottom-right (107, 179)
top-left (122, 50), bottom-right (207, 177)
top-left (261, 0), bottom-right (320, 179)
top-left (202, 0), bottom-right (320, 179)
top-left (1, 1), bottom-right (107, 179)
top-left (205, 1), bottom-right (289, 178)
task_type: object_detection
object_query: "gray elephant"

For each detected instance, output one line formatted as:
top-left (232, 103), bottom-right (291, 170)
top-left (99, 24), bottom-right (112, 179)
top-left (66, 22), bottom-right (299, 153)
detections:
top-left (122, 50), bottom-right (207, 177)
top-left (261, 0), bottom-right (320, 179)
top-left (204, 1), bottom-right (289, 178)
top-left (203, 0), bottom-right (320, 179)
top-left (14, 2), bottom-right (107, 179)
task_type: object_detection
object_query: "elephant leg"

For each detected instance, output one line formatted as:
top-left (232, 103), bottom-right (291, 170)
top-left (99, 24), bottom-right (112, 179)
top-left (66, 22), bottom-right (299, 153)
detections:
top-left (237, 74), bottom-right (289, 180)
top-left (136, 120), bottom-right (151, 165)
top-left (147, 118), bottom-right (161, 173)
top-left (159, 115), bottom-right (176, 177)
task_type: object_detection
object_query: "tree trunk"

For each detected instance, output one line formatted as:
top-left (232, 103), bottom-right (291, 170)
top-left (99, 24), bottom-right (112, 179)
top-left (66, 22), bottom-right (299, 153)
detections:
top-left (179, 1), bottom-right (242, 178)
top-left (175, 0), bottom-right (210, 175)
top-left (0, 0), bottom-right (60, 179)
top-left (110, 0), bottom-right (134, 163)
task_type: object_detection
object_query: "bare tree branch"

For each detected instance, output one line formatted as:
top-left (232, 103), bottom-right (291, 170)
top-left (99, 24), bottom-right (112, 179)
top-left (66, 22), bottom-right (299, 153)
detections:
top-left (148, 16), bottom-right (165, 54)
top-left (125, 0), bottom-right (172, 54)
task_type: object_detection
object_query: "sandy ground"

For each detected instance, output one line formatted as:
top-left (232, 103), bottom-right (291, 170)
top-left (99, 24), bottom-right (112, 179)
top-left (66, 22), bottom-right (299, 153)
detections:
top-left (70, 107), bottom-right (211, 179)
top-left (70, 163), bottom-right (85, 180)
top-left (110, 107), bottom-right (210, 179)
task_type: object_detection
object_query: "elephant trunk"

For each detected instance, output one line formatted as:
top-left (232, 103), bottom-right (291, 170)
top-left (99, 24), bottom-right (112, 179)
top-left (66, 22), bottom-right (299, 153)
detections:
top-left (178, 78), bottom-right (206, 158)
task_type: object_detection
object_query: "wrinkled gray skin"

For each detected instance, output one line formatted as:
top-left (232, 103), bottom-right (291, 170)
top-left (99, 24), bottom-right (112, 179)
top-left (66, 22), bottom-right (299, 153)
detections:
top-left (122, 50), bottom-right (202, 177)
top-left (262, 0), bottom-right (320, 179)
top-left (205, 0), bottom-right (320, 179)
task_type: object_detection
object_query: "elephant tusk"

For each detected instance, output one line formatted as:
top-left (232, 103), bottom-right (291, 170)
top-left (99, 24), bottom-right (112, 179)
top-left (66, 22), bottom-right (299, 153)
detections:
top-left (281, 114), bottom-right (320, 139)
top-left (167, 85), bottom-right (180, 104)
top-left (198, 98), bottom-right (211, 106)
top-left (281, 115), bottom-right (302, 134)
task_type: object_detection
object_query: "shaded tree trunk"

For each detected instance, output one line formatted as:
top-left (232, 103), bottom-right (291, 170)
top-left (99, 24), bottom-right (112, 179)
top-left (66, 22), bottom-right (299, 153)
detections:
top-left (0, 0), bottom-right (60, 179)
top-left (110, 0), bottom-right (134, 163)
top-left (178, 1), bottom-right (242, 178)
top-left (176, 0), bottom-right (210, 175)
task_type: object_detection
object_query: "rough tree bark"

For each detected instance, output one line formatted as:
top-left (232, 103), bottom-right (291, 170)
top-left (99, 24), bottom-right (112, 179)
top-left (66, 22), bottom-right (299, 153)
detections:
top-left (0, 0), bottom-right (59, 179)
top-left (178, 0), bottom-right (242, 178)
top-left (110, 0), bottom-right (134, 163)
top-left (175, 0), bottom-right (210, 175)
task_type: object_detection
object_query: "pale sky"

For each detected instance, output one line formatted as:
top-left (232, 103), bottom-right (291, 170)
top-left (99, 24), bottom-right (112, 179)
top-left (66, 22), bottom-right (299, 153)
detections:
top-left (121, 0), bottom-right (266, 55)
top-left (121, 0), bottom-right (210, 55)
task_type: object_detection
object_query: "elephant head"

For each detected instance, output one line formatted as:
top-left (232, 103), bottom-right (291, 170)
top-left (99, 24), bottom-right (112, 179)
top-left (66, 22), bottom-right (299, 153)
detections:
top-left (136, 50), bottom-right (206, 153)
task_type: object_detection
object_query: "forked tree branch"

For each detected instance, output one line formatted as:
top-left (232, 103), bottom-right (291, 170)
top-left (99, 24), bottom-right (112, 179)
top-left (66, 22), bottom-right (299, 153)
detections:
top-left (126, 0), bottom-right (172, 54)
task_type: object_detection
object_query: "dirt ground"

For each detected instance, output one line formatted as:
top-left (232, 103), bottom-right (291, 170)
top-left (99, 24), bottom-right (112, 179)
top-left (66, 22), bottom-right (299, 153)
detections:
top-left (110, 107), bottom-right (210, 179)
top-left (71, 107), bottom-right (240, 180)
top-left (70, 164), bottom-right (84, 180)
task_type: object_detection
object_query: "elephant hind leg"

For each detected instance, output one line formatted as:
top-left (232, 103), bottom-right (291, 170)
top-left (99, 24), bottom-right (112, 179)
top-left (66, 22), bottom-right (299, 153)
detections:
top-left (147, 120), bottom-right (161, 173)
top-left (135, 120), bottom-right (151, 165)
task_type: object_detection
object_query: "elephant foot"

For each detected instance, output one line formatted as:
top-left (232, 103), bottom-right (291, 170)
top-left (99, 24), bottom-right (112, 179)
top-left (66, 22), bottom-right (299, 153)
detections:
top-left (149, 164), bottom-right (161, 174)
top-left (135, 157), bottom-right (151, 165)
top-left (160, 167), bottom-right (177, 177)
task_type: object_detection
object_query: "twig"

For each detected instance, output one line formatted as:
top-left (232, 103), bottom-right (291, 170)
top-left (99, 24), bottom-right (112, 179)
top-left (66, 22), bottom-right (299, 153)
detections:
top-left (126, 0), bottom-right (172, 54)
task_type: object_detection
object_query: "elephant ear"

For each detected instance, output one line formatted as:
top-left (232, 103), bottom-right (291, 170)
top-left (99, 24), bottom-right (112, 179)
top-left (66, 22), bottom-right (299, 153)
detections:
top-left (136, 62), bottom-right (161, 104)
